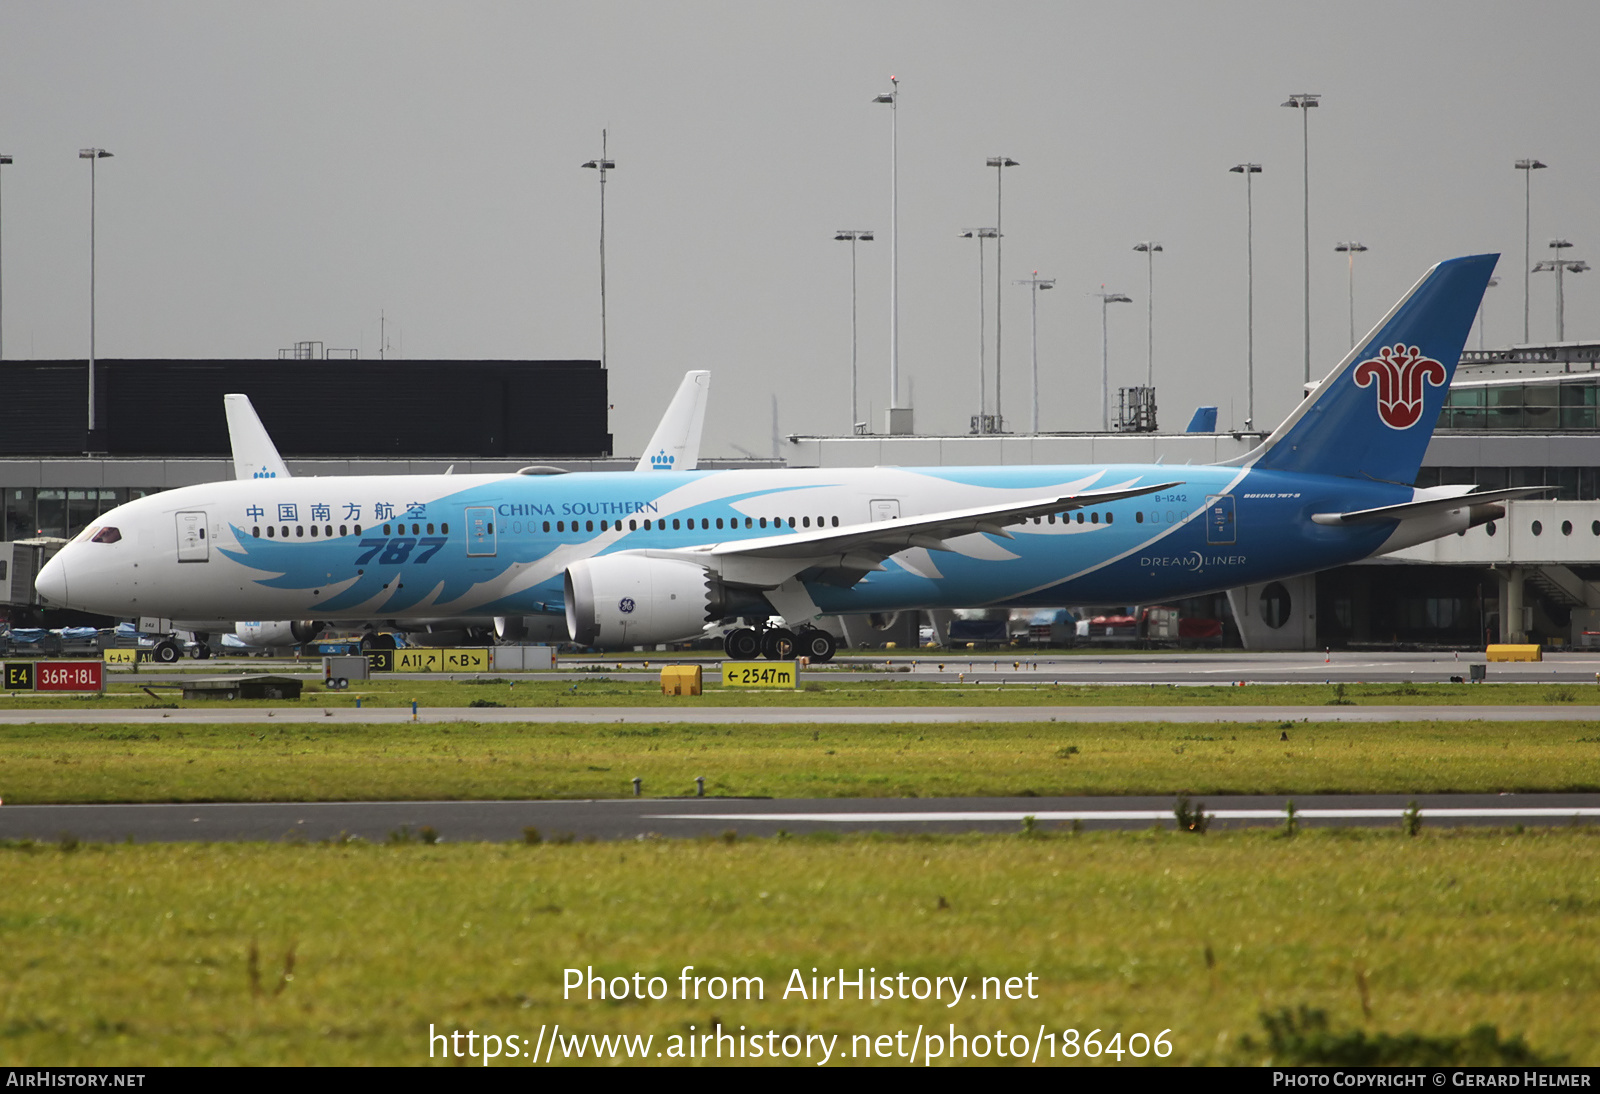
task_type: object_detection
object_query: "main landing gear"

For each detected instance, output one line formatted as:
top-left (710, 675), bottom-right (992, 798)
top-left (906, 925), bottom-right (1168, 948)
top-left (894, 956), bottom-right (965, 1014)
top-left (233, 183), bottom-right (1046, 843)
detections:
top-left (723, 624), bottom-right (837, 663)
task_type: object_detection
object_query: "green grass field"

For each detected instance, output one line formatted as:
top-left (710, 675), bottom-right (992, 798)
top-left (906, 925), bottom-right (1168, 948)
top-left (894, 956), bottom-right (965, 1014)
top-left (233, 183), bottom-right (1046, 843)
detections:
top-left (0, 829), bottom-right (1594, 1066)
top-left (1, 718), bottom-right (1597, 803)
top-left (6, 673), bottom-right (1598, 1067)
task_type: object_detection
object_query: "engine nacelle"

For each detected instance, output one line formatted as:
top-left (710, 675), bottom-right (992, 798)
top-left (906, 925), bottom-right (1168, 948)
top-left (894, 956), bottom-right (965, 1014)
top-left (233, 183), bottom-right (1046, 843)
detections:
top-left (235, 620), bottom-right (324, 647)
top-left (565, 555), bottom-right (715, 647)
top-left (495, 614), bottom-right (570, 642)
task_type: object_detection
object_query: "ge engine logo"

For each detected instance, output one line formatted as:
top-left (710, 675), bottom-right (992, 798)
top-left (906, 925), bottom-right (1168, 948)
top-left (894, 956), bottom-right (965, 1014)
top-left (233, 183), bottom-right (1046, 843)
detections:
top-left (618, 597), bottom-right (636, 614)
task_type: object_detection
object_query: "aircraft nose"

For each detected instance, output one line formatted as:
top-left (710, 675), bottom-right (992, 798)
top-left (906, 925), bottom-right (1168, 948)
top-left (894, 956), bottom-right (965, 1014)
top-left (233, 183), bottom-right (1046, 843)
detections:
top-left (35, 553), bottom-right (68, 607)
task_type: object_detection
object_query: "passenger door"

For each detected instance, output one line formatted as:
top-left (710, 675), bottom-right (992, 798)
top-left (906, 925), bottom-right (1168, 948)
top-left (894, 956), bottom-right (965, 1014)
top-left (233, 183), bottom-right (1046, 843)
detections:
top-left (1205, 495), bottom-right (1236, 546)
top-left (176, 511), bottom-right (209, 563)
top-left (466, 506), bottom-right (497, 557)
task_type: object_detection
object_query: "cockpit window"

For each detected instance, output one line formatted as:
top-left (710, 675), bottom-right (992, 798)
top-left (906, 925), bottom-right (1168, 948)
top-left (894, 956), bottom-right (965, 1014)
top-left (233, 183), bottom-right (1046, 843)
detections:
top-left (90, 526), bottom-right (122, 544)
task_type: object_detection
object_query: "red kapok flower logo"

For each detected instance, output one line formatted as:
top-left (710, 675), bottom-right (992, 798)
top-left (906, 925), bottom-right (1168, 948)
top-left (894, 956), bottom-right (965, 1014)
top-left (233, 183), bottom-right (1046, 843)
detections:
top-left (1352, 344), bottom-right (1446, 430)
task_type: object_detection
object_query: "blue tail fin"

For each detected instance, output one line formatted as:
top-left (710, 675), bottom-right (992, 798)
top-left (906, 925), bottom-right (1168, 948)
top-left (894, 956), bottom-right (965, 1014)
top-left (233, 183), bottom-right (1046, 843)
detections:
top-left (1227, 254), bottom-right (1498, 483)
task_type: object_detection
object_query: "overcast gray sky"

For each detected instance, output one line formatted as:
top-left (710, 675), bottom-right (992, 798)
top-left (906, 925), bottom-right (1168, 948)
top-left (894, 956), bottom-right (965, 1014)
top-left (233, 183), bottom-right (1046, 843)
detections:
top-left (2, 1), bottom-right (1595, 458)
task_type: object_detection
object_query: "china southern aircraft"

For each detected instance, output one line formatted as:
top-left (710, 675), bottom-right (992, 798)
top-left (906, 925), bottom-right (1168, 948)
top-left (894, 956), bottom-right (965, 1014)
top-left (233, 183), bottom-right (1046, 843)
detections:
top-left (38, 255), bottom-right (1522, 662)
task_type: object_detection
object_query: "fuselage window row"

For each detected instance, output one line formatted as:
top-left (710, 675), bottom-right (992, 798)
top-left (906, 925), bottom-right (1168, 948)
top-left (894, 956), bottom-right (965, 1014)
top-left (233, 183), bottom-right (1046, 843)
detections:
top-left (239, 506), bottom-right (1138, 543)
top-left (1029, 511), bottom-right (1114, 526)
top-left (249, 522), bottom-right (367, 540)
top-left (519, 515), bottom-right (842, 536)
top-left (250, 511), bottom-right (870, 542)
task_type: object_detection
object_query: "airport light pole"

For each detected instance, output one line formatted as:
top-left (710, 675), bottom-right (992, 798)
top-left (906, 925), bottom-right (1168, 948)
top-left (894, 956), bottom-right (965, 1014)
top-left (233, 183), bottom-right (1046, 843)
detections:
top-left (1092, 289), bottom-right (1133, 432)
top-left (1014, 273), bottom-right (1054, 433)
top-left (834, 230), bottom-right (874, 433)
top-left (1283, 94), bottom-right (1319, 383)
top-left (581, 131), bottom-right (616, 370)
top-left (872, 78), bottom-right (900, 416)
top-left (1533, 240), bottom-right (1589, 342)
top-left (987, 156), bottom-right (1019, 430)
top-left (1334, 241), bottom-right (1368, 347)
top-left (1515, 158), bottom-right (1546, 343)
top-left (0, 153), bottom-right (11, 362)
top-left (79, 148), bottom-right (112, 442)
top-left (1477, 275), bottom-right (1500, 350)
top-left (1230, 163), bottom-right (1261, 426)
top-left (1132, 242), bottom-right (1162, 386)
top-left (960, 228), bottom-right (999, 432)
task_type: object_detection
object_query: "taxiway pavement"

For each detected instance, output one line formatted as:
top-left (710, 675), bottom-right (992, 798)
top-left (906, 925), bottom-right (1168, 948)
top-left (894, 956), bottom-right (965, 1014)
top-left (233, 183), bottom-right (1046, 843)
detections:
top-left (1, 793), bottom-right (1595, 843)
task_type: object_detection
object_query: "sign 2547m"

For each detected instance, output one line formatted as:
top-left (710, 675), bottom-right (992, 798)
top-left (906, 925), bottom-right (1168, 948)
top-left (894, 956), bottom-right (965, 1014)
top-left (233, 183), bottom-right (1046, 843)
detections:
top-left (353, 537), bottom-right (448, 565)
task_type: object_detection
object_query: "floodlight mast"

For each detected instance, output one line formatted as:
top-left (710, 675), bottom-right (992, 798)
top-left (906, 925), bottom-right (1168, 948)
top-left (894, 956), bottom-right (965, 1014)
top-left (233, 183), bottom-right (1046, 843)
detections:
top-left (1514, 158), bottom-right (1547, 342)
top-left (1091, 288), bottom-right (1133, 431)
top-left (987, 155), bottom-right (1019, 429)
top-left (1282, 94), bottom-right (1320, 383)
top-left (0, 153), bottom-right (11, 362)
top-left (872, 79), bottom-right (900, 416)
top-left (1014, 272), bottom-right (1054, 432)
top-left (581, 132), bottom-right (617, 370)
top-left (1334, 241), bottom-right (1368, 347)
top-left (79, 148), bottom-right (113, 445)
top-left (834, 230), bottom-right (874, 432)
top-left (960, 228), bottom-right (999, 432)
top-left (1533, 239), bottom-right (1588, 341)
top-left (1132, 242), bottom-right (1162, 387)
top-left (1476, 276), bottom-right (1500, 351)
top-left (1230, 163), bottom-right (1261, 426)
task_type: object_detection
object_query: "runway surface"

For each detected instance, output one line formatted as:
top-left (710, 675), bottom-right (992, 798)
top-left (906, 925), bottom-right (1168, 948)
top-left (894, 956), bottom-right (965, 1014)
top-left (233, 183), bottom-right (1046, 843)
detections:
top-left (2, 793), bottom-right (1595, 842)
top-left (0, 703), bottom-right (1594, 725)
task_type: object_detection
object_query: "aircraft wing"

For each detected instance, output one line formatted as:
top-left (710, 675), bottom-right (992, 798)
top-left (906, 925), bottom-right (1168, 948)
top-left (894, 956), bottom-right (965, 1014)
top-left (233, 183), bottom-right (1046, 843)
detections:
top-left (224, 394), bottom-right (291, 481)
top-left (647, 479), bottom-right (1182, 588)
top-left (635, 370), bottom-right (710, 473)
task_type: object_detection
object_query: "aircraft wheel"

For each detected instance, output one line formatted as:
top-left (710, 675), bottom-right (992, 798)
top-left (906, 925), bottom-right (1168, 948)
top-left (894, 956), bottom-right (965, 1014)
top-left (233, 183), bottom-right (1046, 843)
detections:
top-left (797, 628), bottom-right (836, 663)
top-left (361, 633), bottom-right (397, 652)
top-left (154, 641), bottom-right (181, 664)
top-left (723, 628), bottom-right (761, 660)
top-left (761, 627), bottom-right (796, 660)
top-left (190, 643), bottom-right (212, 661)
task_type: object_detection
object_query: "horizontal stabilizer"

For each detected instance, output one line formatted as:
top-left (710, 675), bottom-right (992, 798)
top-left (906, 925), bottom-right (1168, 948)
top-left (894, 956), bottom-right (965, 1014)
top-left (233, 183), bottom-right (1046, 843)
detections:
top-left (1311, 486), bottom-right (1547, 526)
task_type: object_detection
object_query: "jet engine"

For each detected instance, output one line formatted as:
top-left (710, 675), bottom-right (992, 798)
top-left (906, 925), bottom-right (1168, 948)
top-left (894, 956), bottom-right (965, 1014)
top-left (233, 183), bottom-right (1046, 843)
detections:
top-left (494, 614), bottom-right (571, 643)
top-left (235, 620), bottom-right (324, 647)
top-left (564, 555), bottom-right (718, 647)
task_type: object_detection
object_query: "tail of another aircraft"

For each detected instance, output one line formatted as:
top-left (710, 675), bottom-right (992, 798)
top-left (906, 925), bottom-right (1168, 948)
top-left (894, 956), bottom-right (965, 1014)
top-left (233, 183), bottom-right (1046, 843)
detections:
top-left (224, 394), bottom-right (291, 481)
top-left (1225, 254), bottom-right (1497, 484)
top-left (635, 370), bottom-right (711, 473)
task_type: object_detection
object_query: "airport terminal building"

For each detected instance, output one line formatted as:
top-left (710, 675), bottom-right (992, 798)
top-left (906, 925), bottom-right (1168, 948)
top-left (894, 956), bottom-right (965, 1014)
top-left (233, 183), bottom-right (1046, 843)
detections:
top-left (5, 346), bottom-right (1598, 651)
